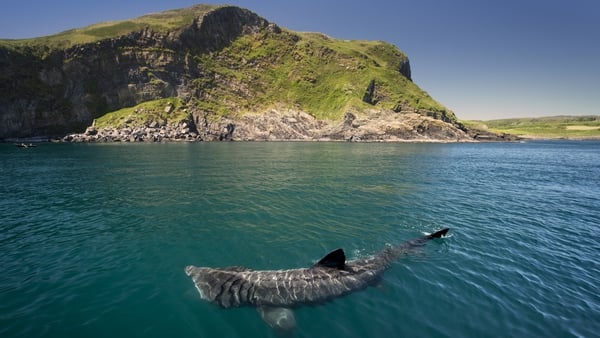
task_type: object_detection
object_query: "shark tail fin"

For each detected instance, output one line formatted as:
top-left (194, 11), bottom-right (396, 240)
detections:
top-left (427, 228), bottom-right (449, 239)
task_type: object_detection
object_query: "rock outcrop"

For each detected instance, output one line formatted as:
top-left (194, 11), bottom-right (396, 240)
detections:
top-left (63, 105), bottom-right (472, 142)
top-left (63, 121), bottom-right (201, 143)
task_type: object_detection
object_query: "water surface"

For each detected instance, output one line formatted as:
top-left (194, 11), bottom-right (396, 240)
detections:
top-left (1, 141), bottom-right (599, 337)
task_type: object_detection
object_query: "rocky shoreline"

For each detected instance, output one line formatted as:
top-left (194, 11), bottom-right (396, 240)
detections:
top-left (62, 122), bottom-right (201, 143)
top-left (59, 109), bottom-right (492, 143)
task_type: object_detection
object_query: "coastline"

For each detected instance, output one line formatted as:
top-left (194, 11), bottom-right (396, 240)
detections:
top-left (52, 110), bottom-right (485, 144)
top-left (6, 133), bottom-right (600, 144)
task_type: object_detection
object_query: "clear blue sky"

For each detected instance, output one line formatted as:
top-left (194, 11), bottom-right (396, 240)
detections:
top-left (1, 0), bottom-right (599, 120)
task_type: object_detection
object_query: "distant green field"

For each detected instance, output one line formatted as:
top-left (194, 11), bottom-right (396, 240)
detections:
top-left (463, 116), bottom-right (600, 139)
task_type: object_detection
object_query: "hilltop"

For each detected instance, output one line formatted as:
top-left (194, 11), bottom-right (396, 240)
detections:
top-left (0, 4), bottom-right (483, 142)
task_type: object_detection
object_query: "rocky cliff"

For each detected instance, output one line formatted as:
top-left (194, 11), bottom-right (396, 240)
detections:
top-left (0, 4), bottom-right (477, 141)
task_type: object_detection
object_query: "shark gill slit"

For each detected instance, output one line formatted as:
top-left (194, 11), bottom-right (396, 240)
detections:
top-left (216, 274), bottom-right (237, 306)
top-left (229, 276), bottom-right (245, 306)
top-left (224, 275), bottom-right (244, 307)
top-left (238, 278), bottom-right (251, 305)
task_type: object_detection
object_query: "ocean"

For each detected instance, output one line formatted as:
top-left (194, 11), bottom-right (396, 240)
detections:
top-left (1, 141), bottom-right (599, 337)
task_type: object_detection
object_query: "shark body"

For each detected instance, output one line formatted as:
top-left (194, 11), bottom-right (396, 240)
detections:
top-left (185, 228), bottom-right (449, 334)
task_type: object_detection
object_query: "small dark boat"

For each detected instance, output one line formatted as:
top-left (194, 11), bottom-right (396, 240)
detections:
top-left (16, 143), bottom-right (37, 148)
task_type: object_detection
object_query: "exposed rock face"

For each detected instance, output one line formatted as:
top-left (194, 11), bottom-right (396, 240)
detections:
top-left (362, 80), bottom-right (377, 105)
top-left (399, 58), bottom-right (412, 81)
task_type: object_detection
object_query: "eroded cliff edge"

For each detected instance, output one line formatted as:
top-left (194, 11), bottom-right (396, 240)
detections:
top-left (1, 5), bottom-right (489, 142)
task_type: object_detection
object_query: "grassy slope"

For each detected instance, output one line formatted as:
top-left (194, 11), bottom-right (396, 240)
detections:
top-left (1, 4), bottom-right (453, 126)
top-left (194, 30), bottom-right (449, 121)
top-left (93, 98), bottom-right (187, 128)
top-left (463, 116), bottom-right (600, 139)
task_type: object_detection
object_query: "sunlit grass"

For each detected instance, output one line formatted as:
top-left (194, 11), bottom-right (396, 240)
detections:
top-left (195, 29), bottom-right (449, 121)
top-left (95, 98), bottom-right (187, 128)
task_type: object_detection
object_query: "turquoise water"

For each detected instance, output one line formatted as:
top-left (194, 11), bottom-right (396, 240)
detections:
top-left (1, 141), bottom-right (599, 337)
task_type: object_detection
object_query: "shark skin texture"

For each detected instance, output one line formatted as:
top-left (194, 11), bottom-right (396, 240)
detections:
top-left (185, 228), bottom-right (449, 335)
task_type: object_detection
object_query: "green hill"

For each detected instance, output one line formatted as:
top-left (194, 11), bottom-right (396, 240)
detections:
top-left (1, 4), bottom-right (467, 141)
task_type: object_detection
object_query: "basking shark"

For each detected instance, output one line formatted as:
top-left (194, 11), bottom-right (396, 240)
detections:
top-left (185, 228), bottom-right (449, 335)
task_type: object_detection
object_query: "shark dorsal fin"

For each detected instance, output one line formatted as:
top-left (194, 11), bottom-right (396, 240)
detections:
top-left (315, 248), bottom-right (346, 269)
